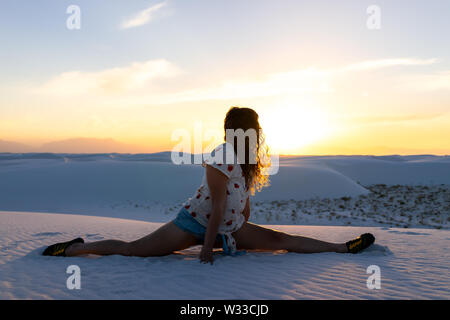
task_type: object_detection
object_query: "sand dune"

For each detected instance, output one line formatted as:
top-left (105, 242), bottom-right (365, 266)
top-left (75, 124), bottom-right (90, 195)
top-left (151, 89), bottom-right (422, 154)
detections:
top-left (1, 154), bottom-right (449, 299)
top-left (1, 153), bottom-right (449, 213)
top-left (1, 211), bottom-right (448, 299)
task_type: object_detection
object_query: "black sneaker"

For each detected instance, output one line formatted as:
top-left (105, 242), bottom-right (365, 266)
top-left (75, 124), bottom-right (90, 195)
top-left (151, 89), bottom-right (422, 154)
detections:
top-left (346, 233), bottom-right (375, 254)
top-left (42, 238), bottom-right (84, 257)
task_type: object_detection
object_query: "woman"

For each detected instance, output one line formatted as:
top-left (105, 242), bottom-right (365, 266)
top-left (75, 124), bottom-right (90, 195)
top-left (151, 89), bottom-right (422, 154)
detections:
top-left (43, 107), bottom-right (375, 264)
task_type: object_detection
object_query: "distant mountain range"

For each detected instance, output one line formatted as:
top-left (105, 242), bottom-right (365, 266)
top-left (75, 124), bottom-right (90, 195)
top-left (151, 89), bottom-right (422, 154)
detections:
top-left (0, 140), bottom-right (34, 153)
top-left (1, 138), bottom-right (448, 155)
top-left (0, 138), bottom-right (151, 153)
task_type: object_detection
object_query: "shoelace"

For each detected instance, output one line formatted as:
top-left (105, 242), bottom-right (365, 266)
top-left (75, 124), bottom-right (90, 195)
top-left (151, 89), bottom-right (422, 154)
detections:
top-left (348, 238), bottom-right (362, 251)
top-left (52, 244), bottom-right (67, 256)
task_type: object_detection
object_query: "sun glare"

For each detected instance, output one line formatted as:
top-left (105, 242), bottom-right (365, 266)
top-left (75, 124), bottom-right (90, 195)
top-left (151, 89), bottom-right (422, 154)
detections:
top-left (260, 101), bottom-right (331, 155)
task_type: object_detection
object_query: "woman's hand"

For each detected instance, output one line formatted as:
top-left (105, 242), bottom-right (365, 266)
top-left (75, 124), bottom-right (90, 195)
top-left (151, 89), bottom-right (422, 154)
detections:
top-left (199, 246), bottom-right (214, 264)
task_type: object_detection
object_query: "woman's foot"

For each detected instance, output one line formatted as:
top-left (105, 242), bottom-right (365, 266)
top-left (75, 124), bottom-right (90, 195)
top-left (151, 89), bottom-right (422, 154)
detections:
top-left (346, 233), bottom-right (375, 253)
top-left (42, 238), bottom-right (84, 257)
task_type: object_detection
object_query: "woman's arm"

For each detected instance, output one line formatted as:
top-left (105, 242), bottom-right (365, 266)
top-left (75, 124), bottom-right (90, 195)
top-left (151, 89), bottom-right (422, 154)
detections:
top-left (199, 164), bottom-right (229, 264)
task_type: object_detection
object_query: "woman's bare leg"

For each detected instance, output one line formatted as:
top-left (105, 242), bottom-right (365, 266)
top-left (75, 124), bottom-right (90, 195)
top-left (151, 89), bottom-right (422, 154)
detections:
top-left (232, 222), bottom-right (348, 253)
top-left (65, 221), bottom-right (200, 257)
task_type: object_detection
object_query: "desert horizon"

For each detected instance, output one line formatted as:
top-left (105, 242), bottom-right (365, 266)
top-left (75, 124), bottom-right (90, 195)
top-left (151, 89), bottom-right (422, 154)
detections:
top-left (1, 137), bottom-right (449, 156)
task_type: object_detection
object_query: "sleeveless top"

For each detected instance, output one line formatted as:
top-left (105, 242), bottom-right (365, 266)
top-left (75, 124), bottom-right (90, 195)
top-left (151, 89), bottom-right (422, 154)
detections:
top-left (181, 142), bottom-right (250, 254)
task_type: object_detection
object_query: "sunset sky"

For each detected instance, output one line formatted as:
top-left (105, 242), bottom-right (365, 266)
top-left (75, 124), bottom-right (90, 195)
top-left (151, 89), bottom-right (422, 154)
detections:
top-left (1, 0), bottom-right (449, 155)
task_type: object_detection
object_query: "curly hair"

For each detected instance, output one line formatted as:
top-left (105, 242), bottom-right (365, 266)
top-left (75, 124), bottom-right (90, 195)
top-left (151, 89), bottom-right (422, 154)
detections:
top-left (224, 106), bottom-right (271, 195)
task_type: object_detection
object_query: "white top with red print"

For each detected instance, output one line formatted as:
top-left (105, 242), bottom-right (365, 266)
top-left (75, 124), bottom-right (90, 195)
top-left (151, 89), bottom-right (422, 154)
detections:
top-left (182, 142), bottom-right (250, 254)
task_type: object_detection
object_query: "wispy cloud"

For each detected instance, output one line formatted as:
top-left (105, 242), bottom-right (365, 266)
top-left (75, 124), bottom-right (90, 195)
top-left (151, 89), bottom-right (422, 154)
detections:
top-left (351, 112), bottom-right (446, 124)
top-left (30, 57), bottom-right (441, 104)
top-left (120, 1), bottom-right (168, 30)
top-left (163, 68), bottom-right (333, 103)
top-left (339, 58), bottom-right (438, 72)
top-left (34, 59), bottom-right (181, 96)
top-left (159, 57), bottom-right (440, 103)
top-left (400, 71), bottom-right (450, 91)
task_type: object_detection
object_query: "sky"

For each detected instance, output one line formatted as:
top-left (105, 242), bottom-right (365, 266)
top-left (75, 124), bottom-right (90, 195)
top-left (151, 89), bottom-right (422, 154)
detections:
top-left (0, 0), bottom-right (449, 155)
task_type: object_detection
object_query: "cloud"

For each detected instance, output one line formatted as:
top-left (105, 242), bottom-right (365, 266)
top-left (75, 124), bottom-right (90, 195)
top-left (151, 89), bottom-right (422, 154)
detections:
top-left (120, 1), bottom-right (168, 29)
top-left (162, 67), bottom-right (333, 103)
top-left (31, 56), bottom-right (441, 104)
top-left (34, 59), bottom-right (181, 96)
top-left (158, 57), bottom-right (439, 103)
top-left (339, 58), bottom-right (438, 72)
top-left (400, 71), bottom-right (450, 91)
top-left (351, 113), bottom-right (447, 124)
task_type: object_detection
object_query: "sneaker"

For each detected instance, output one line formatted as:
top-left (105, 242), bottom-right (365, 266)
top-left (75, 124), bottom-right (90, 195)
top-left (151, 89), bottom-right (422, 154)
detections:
top-left (346, 233), bottom-right (375, 254)
top-left (42, 238), bottom-right (84, 257)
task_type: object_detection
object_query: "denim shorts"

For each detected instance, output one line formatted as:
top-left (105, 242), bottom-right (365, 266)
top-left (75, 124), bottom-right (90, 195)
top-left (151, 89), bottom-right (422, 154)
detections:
top-left (172, 207), bottom-right (222, 245)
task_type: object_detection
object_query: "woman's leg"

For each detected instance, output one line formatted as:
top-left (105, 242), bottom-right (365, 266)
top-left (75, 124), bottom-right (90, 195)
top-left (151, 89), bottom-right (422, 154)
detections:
top-left (232, 222), bottom-right (348, 253)
top-left (65, 221), bottom-right (200, 257)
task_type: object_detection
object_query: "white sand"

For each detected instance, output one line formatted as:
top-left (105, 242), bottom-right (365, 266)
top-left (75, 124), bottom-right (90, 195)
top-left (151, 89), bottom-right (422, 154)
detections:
top-left (1, 211), bottom-right (449, 300)
top-left (0, 153), bottom-right (449, 299)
